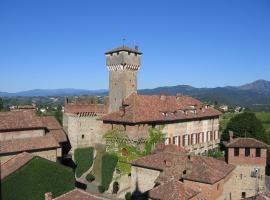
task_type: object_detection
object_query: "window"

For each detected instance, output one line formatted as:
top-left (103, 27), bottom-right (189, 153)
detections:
top-left (245, 148), bottom-right (250, 157)
top-left (183, 135), bottom-right (189, 146)
top-left (192, 134), bottom-right (196, 145)
top-left (256, 148), bottom-right (261, 157)
top-left (234, 148), bottom-right (239, 156)
top-left (81, 134), bottom-right (85, 139)
top-left (242, 192), bottom-right (246, 198)
top-left (173, 136), bottom-right (178, 145)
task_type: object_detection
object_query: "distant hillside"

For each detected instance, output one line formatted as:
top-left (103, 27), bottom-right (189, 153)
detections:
top-left (238, 80), bottom-right (270, 93)
top-left (0, 88), bottom-right (107, 97)
top-left (1, 80), bottom-right (270, 111)
top-left (139, 80), bottom-right (270, 111)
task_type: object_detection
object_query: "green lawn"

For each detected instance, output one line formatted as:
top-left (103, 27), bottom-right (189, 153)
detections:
top-left (74, 147), bottom-right (94, 177)
top-left (1, 157), bottom-right (75, 200)
top-left (101, 153), bottom-right (118, 191)
top-left (256, 112), bottom-right (270, 132)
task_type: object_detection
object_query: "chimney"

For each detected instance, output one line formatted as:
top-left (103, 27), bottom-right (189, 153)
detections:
top-left (45, 192), bottom-right (52, 200)
top-left (229, 131), bottom-right (234, 142)
top-left (160, 93), bottom-right (166, 101)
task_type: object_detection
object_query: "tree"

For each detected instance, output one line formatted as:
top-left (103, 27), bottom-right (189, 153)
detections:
top-left (0, 97), bottom-right (3, 111)
top-left (223, 111), bottom-right (269, 143)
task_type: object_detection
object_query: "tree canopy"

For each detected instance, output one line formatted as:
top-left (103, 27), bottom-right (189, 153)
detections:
top-left (223, 111), bottom-right (269, 143)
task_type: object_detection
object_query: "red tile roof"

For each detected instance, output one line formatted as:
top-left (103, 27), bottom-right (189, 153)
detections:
top-left (131, 144), bottom-right (235, 185)
top-left (148, 179), bottom-right (200, 200)
top-left (40, 116), bottom-right (68, 143)
top-left (47, 129), bottom-right (67, 143)
top-left (1, 152), bottom-right (34, 180)
top-left (41, 116), bottom-right (62, 130)
top-left (183, 156), bottom-right (235, 184)
top-left (224, 138), bottom-right (268, 148)
top-left (103, 93), bottom-right (221, 124)
top-left (0, 136), bottom-right (60, 155)
top-left (53, 189), bottom-right (110, 200)
top-left (0, 110), bottom-right (45, 131)
top-left (131, 145), bottom-right (188, 171)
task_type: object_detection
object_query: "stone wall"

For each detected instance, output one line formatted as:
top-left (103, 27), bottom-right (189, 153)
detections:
top-left (184, 178), bottom-right (227, 200)
top-left (0, 147), bottom-right (61, 163)
top-left (131, 166), bottom-right (160, 194)
top-left (0, 129), bottom-right (45, 141)
top-left (63, 113), bottom-right (110, 154)
top-left (219, 165), bottom-right (265, 199)
top-left (227, 148), bottom-right (267, 166)
top-left (108, 117), bottom-right (220, 154)
top-left (109, 70), bottom-right (138, 113)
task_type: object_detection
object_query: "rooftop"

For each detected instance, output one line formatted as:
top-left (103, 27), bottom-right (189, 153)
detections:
top-left (1, 152), bottom-right (34, 180)
top-left (148, 179), bottom-right (200, 200)
top-left (105, 45), bottom-right (142, 55)
top-left (53, 189), bottom-right (110, 200)
top-left (224, 137), bottom-right (268, 148)
top-left (131, 144), bottom-right (235, 185)
top-left (0, 110), bottom-right (44, 131)
top-left (103, 93), bottom-right (221, 124)
top-left (0, 135), bottom-right (60, 155)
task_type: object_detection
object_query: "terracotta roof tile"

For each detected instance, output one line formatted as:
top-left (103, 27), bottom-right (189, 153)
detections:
top-left (47, 129), bottom-right (67, 143)
top-left (54, 189), bottom-right (110, 200)
top-left (103, 93), bottom-right (221, 124)
top-left (0, 136), bottom-right (60, 155)
top-left (183, 156), bottom-right (235, 184)
top-left (224, 138), bottom-right (268, 148)
top-left (131, 145), bottom-right (235, 185)
top-left (148, 179), bottom-right (200, 200)
top-left (1, 152), bottom-right (34, 180)
top-left (0, 110), bottom-right (44, 131)
top-left (41, 116), bottom-right (62, 130)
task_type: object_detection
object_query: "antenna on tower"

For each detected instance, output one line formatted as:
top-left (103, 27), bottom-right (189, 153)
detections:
top-left (122, 38), bottom-right (126, 46)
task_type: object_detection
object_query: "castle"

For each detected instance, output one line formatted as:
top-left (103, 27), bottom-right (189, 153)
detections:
top-left (63, 45), bottom-right (221, 155)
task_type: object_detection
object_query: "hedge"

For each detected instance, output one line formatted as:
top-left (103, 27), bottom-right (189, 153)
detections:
top-left (101, 153), bottom-right (118, 190)
top-left (1, 157), bottom-right (75, 200)
top-left (74, 147), bottom-right (94, 177)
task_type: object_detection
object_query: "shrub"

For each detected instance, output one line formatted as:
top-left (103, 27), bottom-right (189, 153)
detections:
top-left (101, 154), bottom-right (118, 190)
top-left (98, 185), bottom-right (105, 193)
top-left (86, 173), bottom-right (95, 182)
top-left (125, 192), bottom-right (132, 200)
top-left (74, 147), bottom-right (94, 177)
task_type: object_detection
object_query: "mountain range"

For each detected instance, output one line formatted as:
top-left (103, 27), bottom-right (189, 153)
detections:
top-left (1, 80), bottom-right (270, 110)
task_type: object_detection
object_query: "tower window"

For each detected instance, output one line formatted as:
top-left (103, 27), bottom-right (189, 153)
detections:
top-left (245, 148), bottom-right (250, 157)
top-left (234, 148), bottom-right (239, 156)
top-left (242, 192), bottom-right (246, 198)
top-left (81, 134), bottom-right (85, 139)
top-left (256, 148), bottom-right (261, 157)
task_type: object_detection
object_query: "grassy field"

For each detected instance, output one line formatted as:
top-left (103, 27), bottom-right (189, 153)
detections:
top-left (74, 147), bottom-right (94, 177)
top-left (255, 112), bottom-right (270, 133)
top-left (1, 157), bottom-right (75, 200)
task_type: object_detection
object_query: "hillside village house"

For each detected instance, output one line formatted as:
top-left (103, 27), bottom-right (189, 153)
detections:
top-left (63, 46), bottom-right (221, 155)
top-left (129, 135), bottom-right (268, 200)
top-left (0, 110), bottom-right (67, 163)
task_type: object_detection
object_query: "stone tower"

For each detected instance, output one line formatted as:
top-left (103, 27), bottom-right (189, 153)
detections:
top-left (105, 46), bottom-right (142, 113)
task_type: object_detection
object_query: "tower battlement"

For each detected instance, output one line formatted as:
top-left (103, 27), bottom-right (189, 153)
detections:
top-left (106, 45), bottom-right (142, 113)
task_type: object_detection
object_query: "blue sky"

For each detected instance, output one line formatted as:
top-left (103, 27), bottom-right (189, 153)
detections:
top-left (0, 0), bottom-right (270, 92)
